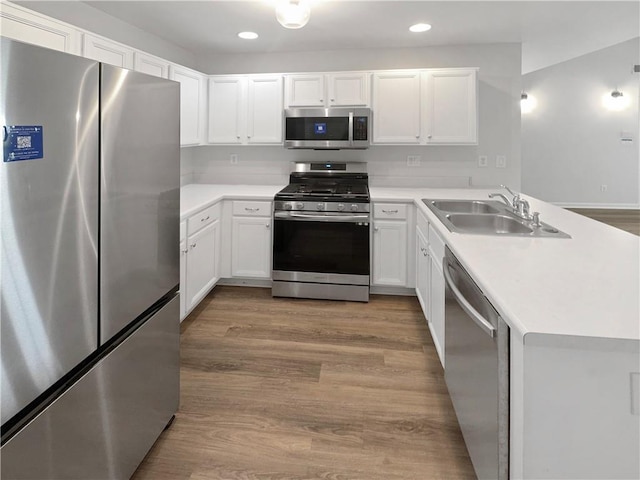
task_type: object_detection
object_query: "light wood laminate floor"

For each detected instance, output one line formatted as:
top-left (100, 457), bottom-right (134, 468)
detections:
top-left (132, 287), bottom-right (475, 480)
top-left (568, 208), bottom-right (639, 236)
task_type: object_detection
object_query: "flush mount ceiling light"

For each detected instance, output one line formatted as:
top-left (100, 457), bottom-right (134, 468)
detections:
top-left (276, 0), bottom-right (311, 29)
top-left (603, 89), bottom-right (631, 111)
top-left (409, 23), bottom-right (432, 33)
top-left (238, 31), bottom-right (259, 40)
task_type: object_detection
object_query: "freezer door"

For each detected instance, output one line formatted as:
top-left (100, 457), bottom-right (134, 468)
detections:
top-left (0, 295), bottom-right (180, 479)
top-left (0, 39), bottom-right (99, 425)
top-left (100, 65), bottom-right (180, 344)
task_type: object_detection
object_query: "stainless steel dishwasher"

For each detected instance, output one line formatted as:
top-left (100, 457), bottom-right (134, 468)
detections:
top-left (443, 246), bottom-right (509, 480)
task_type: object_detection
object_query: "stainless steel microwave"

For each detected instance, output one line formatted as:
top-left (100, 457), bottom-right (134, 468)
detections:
top-left (284, 107), bottom-right (371, 150)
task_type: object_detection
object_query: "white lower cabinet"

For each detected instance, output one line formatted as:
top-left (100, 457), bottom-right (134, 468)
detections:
top-left (186, 220), bottom-right (220, 311)
top-left (415, 227), bottom-right (430, 315)
top-left (179, 221), bottom-right (187, 319)
top-left (372, 203), bottom-right (412, 287)
top-left (429, 254), bottom-right (445, 365)
top-left (415, 209), bottom-right (446, 366)
top-left (231, 201), bottom-right (272, 279)
top-left (180, 203), bottom-right (221, 321)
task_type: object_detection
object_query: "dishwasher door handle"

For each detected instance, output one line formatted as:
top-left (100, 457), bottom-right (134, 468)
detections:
top-left (443, 260), bottom-right (496, 338)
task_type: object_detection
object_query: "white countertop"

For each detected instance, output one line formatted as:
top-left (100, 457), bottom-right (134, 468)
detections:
top-left (182, 184), bottom-right (640, 342)
top-left (181, 184), bottom-right (282, 220)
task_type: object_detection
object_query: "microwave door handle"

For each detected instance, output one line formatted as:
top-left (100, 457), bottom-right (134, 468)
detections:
top-left (348, 111), bottom-right (354, 146)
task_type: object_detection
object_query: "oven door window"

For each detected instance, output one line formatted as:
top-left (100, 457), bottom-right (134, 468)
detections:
top-left (273, 219), bottom-right (369, 275)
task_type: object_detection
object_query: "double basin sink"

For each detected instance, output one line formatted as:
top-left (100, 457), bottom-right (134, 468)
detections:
top-left (423, 199), bottom-right (570, 238)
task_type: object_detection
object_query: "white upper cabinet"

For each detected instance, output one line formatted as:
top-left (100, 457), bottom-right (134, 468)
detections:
top-left (170, 64), bottom-right (207, 146)
top-left (372, 71), bottom-right (421, 144)
top-left (208, 76), bottom-right (246, 144)
top-left (82, 33), bottom-right (134, 69)
top-left (373, 68), bottom-right (478, 145)
top-left (133, 52), bottom-right (170, 78)
top-left (0, 2), bottom-right (81, 54)
top-left (422, 68), bottom-right (478, 144)
top-left (284, 74), bottom-right (325, 107)
top-left (208, 74), bottom-right (283, 145)
top-left (327, 73), bottom-right (370, 107)
top-left (247, 75), bottom-right (283, 144)
top-left (284, 72), bottom-right (370, 108)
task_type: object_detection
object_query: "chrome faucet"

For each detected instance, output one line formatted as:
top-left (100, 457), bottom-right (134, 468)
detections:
top-left (489, 185), bottom-right (537, 222)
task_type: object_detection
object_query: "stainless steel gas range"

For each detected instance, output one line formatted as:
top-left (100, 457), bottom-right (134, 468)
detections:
top-left (272, 162), bottom-right (370, 302)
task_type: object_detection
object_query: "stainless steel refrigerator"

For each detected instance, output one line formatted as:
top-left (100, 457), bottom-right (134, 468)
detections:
top-left (1, 38), bottom-right (180, 479)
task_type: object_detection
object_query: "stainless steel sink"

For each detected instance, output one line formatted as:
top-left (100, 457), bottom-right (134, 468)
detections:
top-left (422, 198), bottom-right (571, 238)
top-left (446, 213), bottom-right (533, 234)
top-left (428, 200), bottom-right (501, 214)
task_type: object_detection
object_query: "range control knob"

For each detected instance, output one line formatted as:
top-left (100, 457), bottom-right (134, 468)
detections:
top-left (317, 203), bottom-right (325, 211)
top-left (350, 204), bottom-right (359, 212)
top-left (284, 203), bottom-right (293, 210)
top-left (296, 202), bottom-right (304, 209)
top-left (337, 203), bottom-right (345, 211)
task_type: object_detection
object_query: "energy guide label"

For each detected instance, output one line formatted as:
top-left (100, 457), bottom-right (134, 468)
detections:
top-left (3, 125), bottom-right (44, 162)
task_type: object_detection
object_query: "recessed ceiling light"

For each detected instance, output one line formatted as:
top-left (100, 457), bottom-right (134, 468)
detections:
top-left (238, 31), bottom-right (259, 40)
top-left (409, 23), bottom-right (432, 33)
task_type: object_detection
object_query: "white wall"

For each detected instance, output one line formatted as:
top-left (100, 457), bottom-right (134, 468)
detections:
top-left (15, 1), bottom-right (197, 68)
top-left (522, 38), bottom-right (640, 208)
top-left (187, 43), bottom-right (522, 189)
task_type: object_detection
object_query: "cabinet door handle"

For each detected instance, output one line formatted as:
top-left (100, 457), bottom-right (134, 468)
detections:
top-left (181, 248), bottom-right (188, 254)
top-left (382, 209), bottom-right (398, 214)
top-left (190, 243), bottom-right (196, 249)
top-left (374, 226), bottom-right (379, 232)
top-left (201, 216), bottom-right (210, 222)
top-left (330, 98), bottom-right (335, 102)
top-left (427, 134), bottom-right (432, 139)
top-left (416, 134), bottom-right (420, 138)
top-left (266, 223), bottom-right (270, 229)
top-left (245, 207), bottom-right (260, 212)
top-left (320, 99), bottom-right (324, 103)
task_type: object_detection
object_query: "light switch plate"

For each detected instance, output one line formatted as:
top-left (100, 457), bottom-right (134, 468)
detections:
top-left (496, 155), bottom-right (507, 168)
top-left (478, 155), bottom-right (488, 168)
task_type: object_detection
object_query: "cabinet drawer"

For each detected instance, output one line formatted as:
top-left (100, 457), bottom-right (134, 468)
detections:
top-left (232, 200), bottom-right (272, 217)
top-left (187, 202), bottom-right (221, 236)
top-left (417, 209), bottom-right (429, 239)
top-left (373, 203), bottom-right (408, 220)
top-left (428, 223), bottom-right (445, 269)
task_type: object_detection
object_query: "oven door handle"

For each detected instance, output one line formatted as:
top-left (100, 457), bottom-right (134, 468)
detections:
top-left (274, 211), bottom-right (370, 223)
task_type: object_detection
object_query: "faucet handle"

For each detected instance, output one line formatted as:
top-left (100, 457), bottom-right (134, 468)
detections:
top-left (500, 184), bottom-right (518, 198)
top-left (532, 212), bottom-right (542, 227)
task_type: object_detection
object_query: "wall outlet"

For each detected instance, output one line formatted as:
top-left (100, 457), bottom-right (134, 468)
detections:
top-left (496, 155), bottom-right (507, 168)
top-left (230, 154), bottom-right (238, 165)
top-left (600, 184), bottom-right (608, 192)
top-left (407, 155), bottom-right (421, 167)
top-left (478, 155), bottom-right (488, 168)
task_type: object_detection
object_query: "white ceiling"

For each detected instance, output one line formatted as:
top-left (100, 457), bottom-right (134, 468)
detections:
top-left (76, 1), bottom-right (640, 72)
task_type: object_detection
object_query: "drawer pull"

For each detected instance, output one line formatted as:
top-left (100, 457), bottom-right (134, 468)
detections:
top-left (382, 209), bottom-right (399, 214)
top-left (190, 243), bottom-right (196, 249)
top-left (245, 207), bottom-right (260, 213)
top-left (201, 216), bottom-right (210, 222)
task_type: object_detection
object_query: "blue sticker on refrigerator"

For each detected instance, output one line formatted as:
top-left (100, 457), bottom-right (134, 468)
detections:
top-left (3, 125), bottom-right (44, 162)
